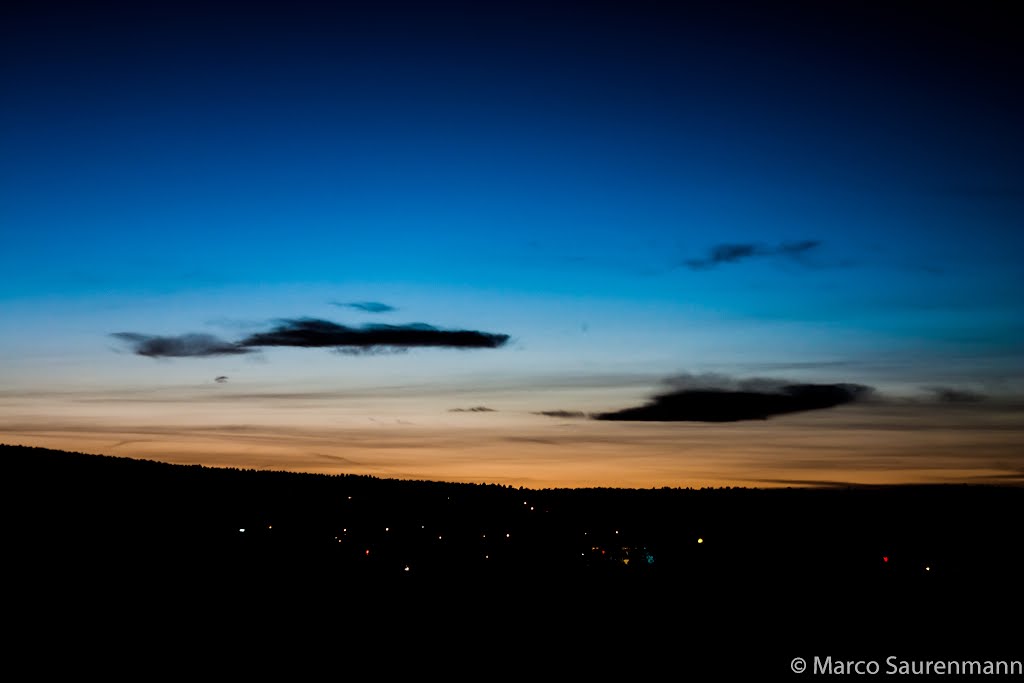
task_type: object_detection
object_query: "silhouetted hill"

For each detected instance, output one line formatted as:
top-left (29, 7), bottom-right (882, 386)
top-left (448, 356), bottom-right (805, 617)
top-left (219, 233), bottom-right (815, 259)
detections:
top-left (5, 443), bottom-right (1021, 674)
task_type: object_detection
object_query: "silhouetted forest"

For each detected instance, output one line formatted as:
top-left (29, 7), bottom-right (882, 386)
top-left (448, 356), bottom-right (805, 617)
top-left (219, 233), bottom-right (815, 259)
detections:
top-left (6, 444), bottom-right (1021, 672)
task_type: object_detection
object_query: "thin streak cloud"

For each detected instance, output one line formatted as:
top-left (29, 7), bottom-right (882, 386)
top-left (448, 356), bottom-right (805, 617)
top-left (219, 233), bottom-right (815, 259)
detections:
top-left (684, 240), bottom-right (821, 270)
top-left (533, 410), bottom-right (588, 419)
top-left (110, 333), bottom-right (250, 358)
top-left (240, 319), bottom-right (510, 351)
top-left (594, 375), bottom-right (872, 422)
top-left (332, 301), bottom-right (397, 313)
top-left (112, 317), bottom-right (511, 358)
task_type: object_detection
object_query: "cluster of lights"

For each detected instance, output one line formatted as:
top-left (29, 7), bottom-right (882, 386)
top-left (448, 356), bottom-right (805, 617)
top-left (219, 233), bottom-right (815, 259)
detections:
top-left (228, 495), bottom-right (944, 580)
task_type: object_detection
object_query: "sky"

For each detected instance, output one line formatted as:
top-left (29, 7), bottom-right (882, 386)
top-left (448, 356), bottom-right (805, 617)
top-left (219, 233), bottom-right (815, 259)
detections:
top-left (2, 0), bottom-right (1022, 488)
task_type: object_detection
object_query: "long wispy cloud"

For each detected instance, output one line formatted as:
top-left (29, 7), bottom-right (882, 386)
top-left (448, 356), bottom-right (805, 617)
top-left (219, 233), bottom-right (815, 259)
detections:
top-left (111, 333), bottom-right (251, 358)
top-left (113, 318), bottom-right (511, 358)
top-left (684, 240), bottom-right (821, 270)
top-left (240, 319), bottom-right (510, 350)
top-left (332, 301), bottom-right (397, 313)
top-left (533, 410), bottom-right (588, 419)
top-left (593, 373), bottom-right (871, 422)
top-left (925, 386), bottom-right (987, 403)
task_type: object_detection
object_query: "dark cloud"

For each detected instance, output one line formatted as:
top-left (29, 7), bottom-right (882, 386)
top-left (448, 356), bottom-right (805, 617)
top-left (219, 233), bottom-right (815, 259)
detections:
top-left (111, 333), bottom-right (251, 358)
top-left (533, 410), bottom-right (588, 419)
top-left (449, 406), bottom-right (497, 413)
top-left (332, 346), bottom-right (410, 356)
top-left (115, 317), bottom-right (510, 358)
top-left (927, 387), bottom-right (987, 403)
top-left (688, 243), bottom-right (758, 268)
top-left (332, 301), bottom-right (397, 313)
top-left (684, 240), bottom-right (821, 270)
top-left (240, 318), bottom-right (510, 350)
top-left (594, 377), bottom-right (871, 422)
top-left (214, 376), bottom-right (229, 383)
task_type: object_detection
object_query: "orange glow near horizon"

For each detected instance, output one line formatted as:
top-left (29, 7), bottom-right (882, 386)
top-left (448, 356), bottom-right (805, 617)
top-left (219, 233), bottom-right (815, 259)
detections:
top-left (3, 398), bottom-right (1022, 489)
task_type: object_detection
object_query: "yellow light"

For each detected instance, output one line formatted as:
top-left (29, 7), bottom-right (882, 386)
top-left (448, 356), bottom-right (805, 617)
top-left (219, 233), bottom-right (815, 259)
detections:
top-left (697, 538), bottom-right (703, 544)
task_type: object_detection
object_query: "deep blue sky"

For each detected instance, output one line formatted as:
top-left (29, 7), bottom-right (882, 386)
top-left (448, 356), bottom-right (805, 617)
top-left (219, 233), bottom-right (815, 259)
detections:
top-left (1, 1), bottom-right (1021, 486)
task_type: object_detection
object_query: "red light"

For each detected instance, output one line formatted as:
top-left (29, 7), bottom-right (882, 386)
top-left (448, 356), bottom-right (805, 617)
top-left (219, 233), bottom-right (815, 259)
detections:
top-left (882, 556), bottom-right (889, 563)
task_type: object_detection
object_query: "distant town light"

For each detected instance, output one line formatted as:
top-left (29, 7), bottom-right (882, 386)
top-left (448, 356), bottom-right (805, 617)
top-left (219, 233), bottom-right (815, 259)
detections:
top-left (239, 528), bottom-right (245, 533)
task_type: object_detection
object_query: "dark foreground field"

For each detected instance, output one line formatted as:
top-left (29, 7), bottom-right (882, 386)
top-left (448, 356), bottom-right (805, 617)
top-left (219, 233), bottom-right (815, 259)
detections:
top-left (4, 444), bottom-right (1021, 676)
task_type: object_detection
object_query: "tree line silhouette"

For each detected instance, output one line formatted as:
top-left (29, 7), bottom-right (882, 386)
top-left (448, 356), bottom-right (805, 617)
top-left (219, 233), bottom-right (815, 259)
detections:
top-left (6, 442), bottom-right (1022, 663)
